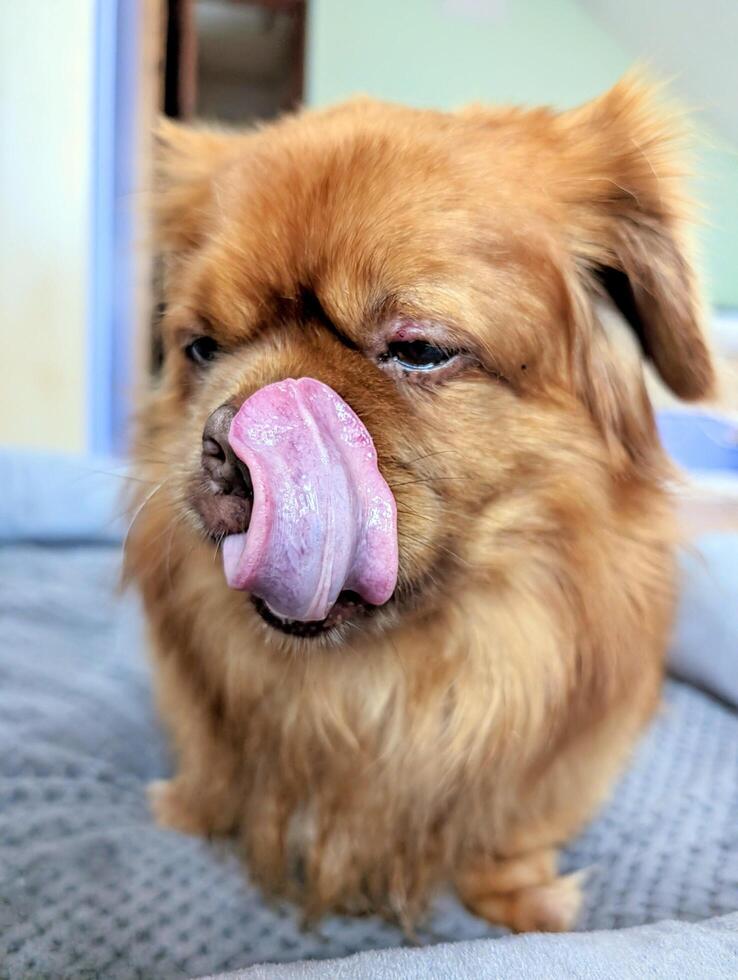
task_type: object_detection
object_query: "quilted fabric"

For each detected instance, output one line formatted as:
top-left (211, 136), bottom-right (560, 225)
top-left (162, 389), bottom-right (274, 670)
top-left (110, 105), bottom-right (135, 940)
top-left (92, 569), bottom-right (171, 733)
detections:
top-left (1, 541), bottom-right (736, 979)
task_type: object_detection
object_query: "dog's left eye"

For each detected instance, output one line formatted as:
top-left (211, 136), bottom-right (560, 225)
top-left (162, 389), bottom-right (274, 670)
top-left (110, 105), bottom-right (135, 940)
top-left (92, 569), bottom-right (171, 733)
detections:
top-left (384, 340), bottom-right (458, 371)
top-left (185, 336), bottom-right (220, 366)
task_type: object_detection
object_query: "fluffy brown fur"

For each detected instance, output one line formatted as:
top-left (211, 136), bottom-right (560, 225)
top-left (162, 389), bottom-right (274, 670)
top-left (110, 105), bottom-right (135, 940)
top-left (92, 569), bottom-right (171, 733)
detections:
top-left (126, 75), bottom-right (714, 933)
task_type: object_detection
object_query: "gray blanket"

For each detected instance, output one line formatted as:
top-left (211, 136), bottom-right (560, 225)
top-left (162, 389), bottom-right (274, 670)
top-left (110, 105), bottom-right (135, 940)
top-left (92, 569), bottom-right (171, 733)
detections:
top-left (221, 914), bottom-right (738, 980)
top-left (0, 452), bottom-right (736, 979)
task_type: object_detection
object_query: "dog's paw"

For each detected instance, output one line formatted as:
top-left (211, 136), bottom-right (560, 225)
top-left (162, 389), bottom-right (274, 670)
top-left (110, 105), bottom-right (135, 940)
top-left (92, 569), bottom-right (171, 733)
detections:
top-left (508, 870), bottom-right (585, 932)
top-left (469, 869), bottom-right (585, 933)
top-left (147, 779), bottom-right (210, 837)
top-left (458, 849), bottom-right (587, 934)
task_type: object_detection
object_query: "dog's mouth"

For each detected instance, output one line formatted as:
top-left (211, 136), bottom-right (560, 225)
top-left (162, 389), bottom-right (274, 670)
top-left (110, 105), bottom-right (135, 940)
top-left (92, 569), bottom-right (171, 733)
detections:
top-left (250, 590), bottom-right (376, 637)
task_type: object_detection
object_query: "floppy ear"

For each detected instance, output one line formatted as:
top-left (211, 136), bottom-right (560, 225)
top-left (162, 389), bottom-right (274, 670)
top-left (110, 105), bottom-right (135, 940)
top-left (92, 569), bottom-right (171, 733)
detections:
top-left (558, 75), bottom-right (715, 404)
top-left (154, 118), bottom-right (243, 252)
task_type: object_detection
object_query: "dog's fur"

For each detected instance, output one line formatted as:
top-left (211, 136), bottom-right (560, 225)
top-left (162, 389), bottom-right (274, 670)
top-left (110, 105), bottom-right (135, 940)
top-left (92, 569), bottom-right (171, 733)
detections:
top-left (127, 76), bottom-right (714, 932)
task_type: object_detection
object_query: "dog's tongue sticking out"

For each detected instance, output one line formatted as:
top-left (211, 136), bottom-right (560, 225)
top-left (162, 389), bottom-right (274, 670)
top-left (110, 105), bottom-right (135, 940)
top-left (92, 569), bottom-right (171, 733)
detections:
top-left (221, 378), bottom-right (398, 623)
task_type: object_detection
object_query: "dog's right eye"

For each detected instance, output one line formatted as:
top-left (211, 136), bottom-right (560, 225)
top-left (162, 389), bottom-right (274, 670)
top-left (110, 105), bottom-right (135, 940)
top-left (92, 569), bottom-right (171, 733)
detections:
top-left (385, 340), bottom-right (458, 371)
top-left (184, 336), bottom-right (220, 366)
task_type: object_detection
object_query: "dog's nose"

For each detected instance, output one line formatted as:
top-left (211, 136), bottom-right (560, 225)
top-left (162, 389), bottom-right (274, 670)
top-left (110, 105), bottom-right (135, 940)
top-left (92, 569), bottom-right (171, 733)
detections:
top-left (201, 404), bottom-right (253, 500)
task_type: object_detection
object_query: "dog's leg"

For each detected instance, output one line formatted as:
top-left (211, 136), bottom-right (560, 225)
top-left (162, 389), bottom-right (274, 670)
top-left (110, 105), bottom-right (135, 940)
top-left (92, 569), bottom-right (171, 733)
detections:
top-left (147, 649), bottom-right (243, 838)
top-left (147, 770), bottom-right (241, 838)
top-left (456, 846), bottom-right (584, 933)
top-left (458, 673), bottom-right (662, 932)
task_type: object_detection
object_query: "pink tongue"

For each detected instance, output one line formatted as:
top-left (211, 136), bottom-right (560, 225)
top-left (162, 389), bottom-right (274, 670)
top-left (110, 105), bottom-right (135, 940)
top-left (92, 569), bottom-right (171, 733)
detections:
top-left (221, 378), bottom-right (398, 622)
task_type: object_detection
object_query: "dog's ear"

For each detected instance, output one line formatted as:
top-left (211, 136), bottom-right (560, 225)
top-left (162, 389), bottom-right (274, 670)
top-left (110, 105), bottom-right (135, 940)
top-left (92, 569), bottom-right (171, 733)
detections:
top-left (564, 271), bottom-right (665, 471)
top-left (154, 118), bottom-right (243, 252)
top-left (558, 75), bottom-right (715, 404)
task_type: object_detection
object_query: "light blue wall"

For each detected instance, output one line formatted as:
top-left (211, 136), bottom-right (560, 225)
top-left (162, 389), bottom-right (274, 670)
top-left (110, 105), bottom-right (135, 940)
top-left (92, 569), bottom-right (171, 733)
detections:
top-left (306, 0), bottom-right (738, 307)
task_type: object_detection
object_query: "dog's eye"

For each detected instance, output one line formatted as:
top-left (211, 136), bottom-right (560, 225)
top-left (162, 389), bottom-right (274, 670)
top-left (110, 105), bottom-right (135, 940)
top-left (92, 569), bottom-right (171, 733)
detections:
top-left (185, 336), bottom-right (220, 366)
top-left (384, 340), bottom-right (458, 371)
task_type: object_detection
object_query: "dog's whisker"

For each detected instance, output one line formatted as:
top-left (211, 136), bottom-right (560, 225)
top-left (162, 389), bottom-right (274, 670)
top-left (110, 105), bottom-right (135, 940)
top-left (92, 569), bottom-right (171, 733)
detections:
top-left (389, 475), bottom-right (466, 490)
top-left (144, 516), bottom-right (187, 554)
top-left (391, 449), bottom-right (462, 467)
top-left (84, 466), bottom-right (157, 486)
top-left (212, 531), bottom-right (227, 563)
top-left (122, 477), bottom-right (174, 558)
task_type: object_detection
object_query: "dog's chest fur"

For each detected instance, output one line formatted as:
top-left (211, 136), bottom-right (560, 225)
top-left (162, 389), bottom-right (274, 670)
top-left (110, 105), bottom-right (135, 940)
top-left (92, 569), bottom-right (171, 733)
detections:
top-left (146, 527), bottom-right (668, 919)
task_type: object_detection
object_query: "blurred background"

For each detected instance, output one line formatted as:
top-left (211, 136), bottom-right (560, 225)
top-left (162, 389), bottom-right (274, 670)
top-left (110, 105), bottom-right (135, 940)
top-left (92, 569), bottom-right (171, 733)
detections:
top-left (1, 0), bottom-right (737, 456)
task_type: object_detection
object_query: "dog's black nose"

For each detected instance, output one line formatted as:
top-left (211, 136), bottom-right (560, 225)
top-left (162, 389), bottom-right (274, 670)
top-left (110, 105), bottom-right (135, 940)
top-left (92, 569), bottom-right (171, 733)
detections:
top-left (202, 404), bottom-right (253, 499)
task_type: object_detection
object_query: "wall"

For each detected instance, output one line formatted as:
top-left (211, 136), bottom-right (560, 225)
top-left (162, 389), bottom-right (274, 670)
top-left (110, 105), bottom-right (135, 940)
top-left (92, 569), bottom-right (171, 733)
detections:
top-left (0, 3), bottom-right (96, 451)
top-left (307, 0), bottom-right (738, 308)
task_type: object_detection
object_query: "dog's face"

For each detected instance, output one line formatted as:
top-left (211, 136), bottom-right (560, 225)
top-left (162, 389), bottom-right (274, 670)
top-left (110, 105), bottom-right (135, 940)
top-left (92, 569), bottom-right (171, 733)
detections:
top-left (136, 79), bottom-right (713, 646)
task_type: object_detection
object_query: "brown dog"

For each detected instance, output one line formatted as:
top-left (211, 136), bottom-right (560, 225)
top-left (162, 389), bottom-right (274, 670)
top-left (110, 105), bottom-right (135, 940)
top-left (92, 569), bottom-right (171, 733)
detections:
top-left (127, 75), bottom-right (714, 933)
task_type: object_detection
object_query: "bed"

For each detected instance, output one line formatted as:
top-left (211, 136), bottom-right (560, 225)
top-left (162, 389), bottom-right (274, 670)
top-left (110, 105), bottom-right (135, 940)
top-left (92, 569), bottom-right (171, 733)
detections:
top-left (1, 450), bottom-right (736, 979)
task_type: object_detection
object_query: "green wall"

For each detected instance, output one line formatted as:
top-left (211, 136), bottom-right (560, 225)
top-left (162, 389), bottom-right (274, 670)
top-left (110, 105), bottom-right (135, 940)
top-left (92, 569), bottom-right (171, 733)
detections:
top-left (306, 0), bottom-right (738, 307)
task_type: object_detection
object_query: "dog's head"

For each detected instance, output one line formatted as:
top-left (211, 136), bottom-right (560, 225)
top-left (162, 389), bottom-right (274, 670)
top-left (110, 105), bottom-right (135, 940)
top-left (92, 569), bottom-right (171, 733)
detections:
top-left (133, 76), bottom-right (713, 646)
